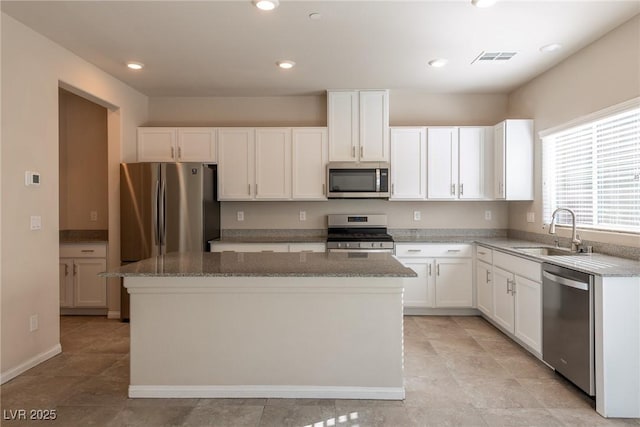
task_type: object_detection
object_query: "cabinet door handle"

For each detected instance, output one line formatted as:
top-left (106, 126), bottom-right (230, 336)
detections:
top-left (391, 183), bottom-right (395, 195)
top-left (178, 146), bottom-right (182, 159)
top-left (322, 183), bottom-right (326, 195)
top-left (451, 184), bottom-right (455, 195)
top-left (447, 249), bottom-right (460, 253)
top-left (360, 146), bottom-right (364, 158)
top-left (486, 270), bottom-right (490, 282)
top-left (436, 264), bottom-right (440, 276)
top-left (80, 249), bottom-right (95, 253)
top-left (255, 184), bottom-right (258, 195)
top-left (428, 264), bottom-right (432, 276)
top-left (407, 249), bottom-right (422, 253)
top-left (460, 183), bottom-right (464, 195)
top-left (352, 146), bottom-right (356, 158)
top-left (248, 184), bottom-right (251, 195)
top-left (511, 281), bottom-right (516, 295)
top-left (478, 251), bottom-right (486, 255)
top-left (64, 264), bottom-right (69, 276)
top-left (171, 146), bottom-right (175, 159)
top-left (73, 263), bottom-right (77, 275)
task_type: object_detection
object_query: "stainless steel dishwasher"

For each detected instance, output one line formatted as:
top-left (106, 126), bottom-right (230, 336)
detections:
top-left (542, 263), bottom-right (595, 396)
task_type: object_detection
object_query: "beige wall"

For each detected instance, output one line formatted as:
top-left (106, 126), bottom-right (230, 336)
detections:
top-left (507, 15), bottom-right (640, 248)
top-left (221, 200), bottom-right (508, 230)
top-left (1, 13), bottom-right (148, 380)
top-left (148, 92), bottom-right (509, 231)
top-left (59, 89), bottom-right (109, 230)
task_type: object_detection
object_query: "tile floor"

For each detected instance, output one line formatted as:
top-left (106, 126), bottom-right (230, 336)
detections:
top-left (1, 315), bottom-right (639, 426)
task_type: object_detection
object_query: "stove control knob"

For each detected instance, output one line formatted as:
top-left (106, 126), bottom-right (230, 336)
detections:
top-left (337, 243), bottom-right (343, 248)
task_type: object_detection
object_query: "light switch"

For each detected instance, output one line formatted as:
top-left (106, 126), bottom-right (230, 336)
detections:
top-left (299, 211), bottom-right (306, 221)
top-left (237, 211), bottom-right (244, 222)
top-left (90, 211), bottom-right (98, 222)
top-left (413, 211), bottom-right (421, 221)
top-left (527, 212), bottom-right (535, 223)
top-left (484, 210), bottom-right (492, 221)
top-left (30, 216), bottom-right (42, 230)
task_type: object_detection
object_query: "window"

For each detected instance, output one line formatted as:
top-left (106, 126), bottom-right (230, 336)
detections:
top-left (542, 103), bottom-right (640, 233)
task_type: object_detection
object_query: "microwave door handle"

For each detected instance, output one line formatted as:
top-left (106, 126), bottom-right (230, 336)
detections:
top-left (376, 169), bottom-right (381, 192)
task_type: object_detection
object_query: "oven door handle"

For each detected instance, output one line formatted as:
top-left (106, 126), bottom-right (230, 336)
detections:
top-left (543, 271), bottom-right (589, 291)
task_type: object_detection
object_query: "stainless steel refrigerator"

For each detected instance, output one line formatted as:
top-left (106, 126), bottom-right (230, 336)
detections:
top-left (119, 162), bottom-right (220, 319)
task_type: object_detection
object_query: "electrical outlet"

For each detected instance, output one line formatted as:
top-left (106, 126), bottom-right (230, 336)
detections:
top-left (90, 211), bottom-right (98, 222)
top-left (527, 212), bottom-right (535, 223)
top-left (237, 211), bottom-right (244, 222)
top-left (413, 211), bottom-right (421, 221)
top-left (299, 211), bottom-right (306, 221)
top-left (30, 215), bottom-right (42, 230)
top-left (30, 314), bottom-right (38, 332)
top-left (484, 210), bottom-right (492, 221)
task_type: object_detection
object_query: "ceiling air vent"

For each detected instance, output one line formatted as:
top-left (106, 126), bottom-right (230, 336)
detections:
top-left (471, 51), bottom-right (518, 64)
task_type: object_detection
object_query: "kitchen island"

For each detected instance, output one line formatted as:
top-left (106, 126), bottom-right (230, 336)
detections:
top-left (104, 251), bottom-right (415, 400)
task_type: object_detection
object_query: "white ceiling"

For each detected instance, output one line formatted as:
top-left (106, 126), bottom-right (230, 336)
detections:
top-left (2, 1), bottom-right (639, 97)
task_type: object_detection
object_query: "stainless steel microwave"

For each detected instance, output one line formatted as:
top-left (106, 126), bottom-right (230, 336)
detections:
top-left (327, 162), bottom-right (390, 198)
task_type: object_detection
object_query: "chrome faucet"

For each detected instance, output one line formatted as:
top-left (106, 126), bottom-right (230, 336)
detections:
top-left (549, 208), bottom-right (582, 252)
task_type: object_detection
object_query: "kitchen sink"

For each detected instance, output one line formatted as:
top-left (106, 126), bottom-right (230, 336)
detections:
top-left (513, 246), bottom-right (579, 256)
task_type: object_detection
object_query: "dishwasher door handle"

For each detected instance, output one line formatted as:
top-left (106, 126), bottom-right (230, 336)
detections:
top-left (543, 271), bottom-right (589, 291)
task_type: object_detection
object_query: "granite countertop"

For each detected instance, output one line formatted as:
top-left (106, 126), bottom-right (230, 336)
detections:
top-left (102, 251), bottom-right (417, 278)
top-left (60, 230), bottom-right (108, 244)
top-left (211, 236), bottom-right (326, 244)
top-left (475, 238), bottom-right (640, 277)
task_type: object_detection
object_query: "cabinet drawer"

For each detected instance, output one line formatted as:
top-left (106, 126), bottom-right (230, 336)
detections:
top-left (288, 243), bottom-right (326, 253)
top-left (395, 243), bottom-right (471, 258)
top-left (475, 245), bottom-right (493, 263)
top-left (493, 250), bottom-right (541, 282)
top-left (60, 243), bottom-right (107, 258)
top-left (210, 243), bottom-right (289, 253)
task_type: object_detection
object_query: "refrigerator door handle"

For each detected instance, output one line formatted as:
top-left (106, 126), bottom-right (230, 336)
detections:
top-left (159, 178), bottom-right (167, 253)
top-left (154, 179), bottom-right (160, 247)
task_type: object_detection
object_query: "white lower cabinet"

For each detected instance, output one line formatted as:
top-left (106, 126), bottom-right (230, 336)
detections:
top-left (59, 243), bottom-right (107, 308)
top-left (396, 244), bottom-right (473, 309)
top-left (476, 246), bottom-right (542, 355)
top-left (476, 260), bottom-right (493, 316)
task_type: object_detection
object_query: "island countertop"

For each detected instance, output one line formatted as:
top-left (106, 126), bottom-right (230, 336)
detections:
top-left (103, 251), bottom-right (417, 278)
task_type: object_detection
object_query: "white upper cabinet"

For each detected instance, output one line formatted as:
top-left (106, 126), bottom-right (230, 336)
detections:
top-left (292, 128), bottom-right (328, 200)
top-left (255, 128), bottom-right (292, 200)
top-left (390, 127), bottom-right (427, 200)
top-left (426, 126), bottom-right (492, 200)
top-left (458, 127), bottom-right (488, 199)
top-left (427, 127), bottom-right (459, 199)
top-left (138, 127), bottom-right (217, 162)
top-left (494, 119), bottom-right (534, 200)
top-left (328, 90), bottom-right (389, 162)
top-left (177, 128), bottom-right (217, 162)
top-left (137, 128), bottom-right (177, 162)
top-left (218, 128), bottom-right (256, 200)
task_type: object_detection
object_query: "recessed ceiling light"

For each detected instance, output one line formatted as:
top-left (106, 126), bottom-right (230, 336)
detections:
top-left (276, 60), bottom-right (296, 69)
top-left (126, 62), bottom-right (144, 70)
top-left (308, 12), bottom-right (322, 20)
top-left (471, 0), bottom-right (498, 8)
top-left (540, 43), bottom-right (563, 53)
top-left (253, 0), bottom-right (279, 11)
top-left (428, 58), bottom-right (448, 68)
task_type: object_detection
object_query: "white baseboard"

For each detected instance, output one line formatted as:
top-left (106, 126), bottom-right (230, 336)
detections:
top-left (107, 311), bottom-right (121, 320)
top-left (129, 385), bottom-right (405, 400)
top-left (404, 307), bottom-right (480, 316)
top-left (0, 344), bottom-right (62, 385)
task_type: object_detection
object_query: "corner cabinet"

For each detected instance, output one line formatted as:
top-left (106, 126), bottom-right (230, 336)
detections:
top-left (137, 127), bottom-right (217, 163)
top-left (395, 243), bottom-right (473, 311)
top-left (493, 119), bottom-right (534, 200)
top-left (475, 245), bottom-right (542, 355)
top-left (59, 243), bottom-right (107, 309)
top-left (328, 90), bottom-right (389, 162)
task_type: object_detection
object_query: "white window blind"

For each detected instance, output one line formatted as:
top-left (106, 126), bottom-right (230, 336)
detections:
top-left (543, 106), bottom-right (640, 233)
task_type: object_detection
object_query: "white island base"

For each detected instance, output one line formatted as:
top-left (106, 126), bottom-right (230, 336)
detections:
top-left (125, 275), bottom-right (405, 400)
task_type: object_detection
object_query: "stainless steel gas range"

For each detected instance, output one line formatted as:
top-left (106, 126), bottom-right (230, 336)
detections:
top-left (326, 214), bottom-right (394, 253)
